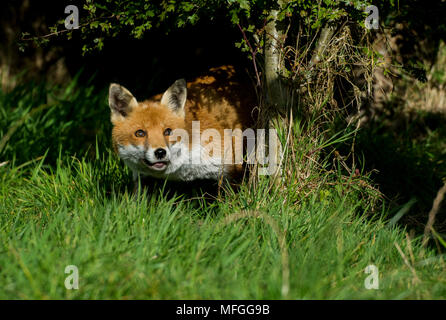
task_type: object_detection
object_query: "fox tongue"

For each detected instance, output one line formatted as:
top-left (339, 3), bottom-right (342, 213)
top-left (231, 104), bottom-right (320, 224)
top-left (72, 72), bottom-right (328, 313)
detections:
top-left (153, 162), bottom-right (165, 168)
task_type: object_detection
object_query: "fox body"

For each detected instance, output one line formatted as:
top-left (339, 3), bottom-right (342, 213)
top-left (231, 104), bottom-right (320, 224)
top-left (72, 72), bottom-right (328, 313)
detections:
top-left (109, 66), bottom-right (256, 183)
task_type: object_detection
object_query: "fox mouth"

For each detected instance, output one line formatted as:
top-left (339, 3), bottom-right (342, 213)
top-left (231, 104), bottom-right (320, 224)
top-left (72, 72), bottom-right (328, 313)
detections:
top-left (141, 159), bottom-right (168, 171)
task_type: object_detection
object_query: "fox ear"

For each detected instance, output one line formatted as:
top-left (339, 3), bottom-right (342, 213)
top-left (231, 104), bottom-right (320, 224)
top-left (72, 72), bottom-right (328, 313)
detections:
top-left (109, 83), bottom-right (138, 120)
top-left (161, 79), bottom-right (187, 117)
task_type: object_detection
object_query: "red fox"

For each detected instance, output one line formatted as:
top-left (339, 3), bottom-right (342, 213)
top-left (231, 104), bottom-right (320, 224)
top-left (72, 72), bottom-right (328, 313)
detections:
top-left (108, 66), bottom-right (257, 184)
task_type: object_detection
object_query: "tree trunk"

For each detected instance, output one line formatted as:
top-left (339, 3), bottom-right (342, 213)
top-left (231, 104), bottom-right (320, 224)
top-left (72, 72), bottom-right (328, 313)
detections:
top-left (264, 4), bottom-right (285, 114)
top-left (261, 1), bottom-right (286, 180)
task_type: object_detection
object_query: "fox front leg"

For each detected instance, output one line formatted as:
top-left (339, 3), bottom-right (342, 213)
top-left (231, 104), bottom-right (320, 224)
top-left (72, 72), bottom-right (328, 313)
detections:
top-left (132, 172), bottom-right (154, 197)
top-left (132, 172), bottom-right (143, 195)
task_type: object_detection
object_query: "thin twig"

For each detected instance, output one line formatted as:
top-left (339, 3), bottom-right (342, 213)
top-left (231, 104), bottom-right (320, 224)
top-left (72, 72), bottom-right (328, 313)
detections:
top-left (21, 15), bottom-right (115, 41)
top-left (237, 23), bottom-right (262, 87)
top-left (394, 242), bottom-right (420, 284)
top-left (422, 182), bottom-right (446, 247)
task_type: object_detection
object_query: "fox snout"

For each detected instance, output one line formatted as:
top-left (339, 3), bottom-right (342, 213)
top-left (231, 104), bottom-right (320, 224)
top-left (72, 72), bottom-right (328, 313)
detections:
top-left (117, 143), bottom-right (174, 174)
top-left (143, 146), bottom-right (171, 170)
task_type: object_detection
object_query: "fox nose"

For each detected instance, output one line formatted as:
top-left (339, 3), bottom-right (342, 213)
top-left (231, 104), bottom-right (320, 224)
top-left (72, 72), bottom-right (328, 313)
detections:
top-left (154, 148), bottom-right (167, 160)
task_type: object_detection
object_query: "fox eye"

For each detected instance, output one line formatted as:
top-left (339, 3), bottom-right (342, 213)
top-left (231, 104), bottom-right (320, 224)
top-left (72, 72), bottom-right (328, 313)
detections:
top-left (164, 128), bottom-right (172, 136)
top-left (135, 129), bottom-right (146, 137)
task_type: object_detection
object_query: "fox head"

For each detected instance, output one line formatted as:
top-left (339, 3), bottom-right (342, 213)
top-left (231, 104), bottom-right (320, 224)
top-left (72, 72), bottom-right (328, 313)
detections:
top-left (109, 80), bottom-right (189, 178)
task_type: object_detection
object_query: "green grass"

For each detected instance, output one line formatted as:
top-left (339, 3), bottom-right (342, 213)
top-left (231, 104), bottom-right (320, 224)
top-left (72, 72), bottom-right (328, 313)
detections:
top-left (0, 78), bottom-right (445, 299)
